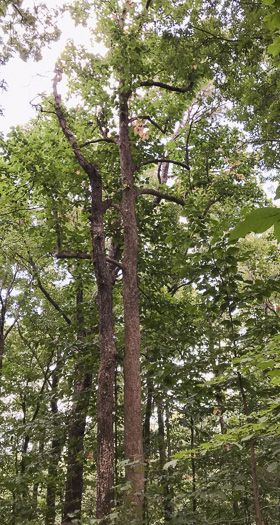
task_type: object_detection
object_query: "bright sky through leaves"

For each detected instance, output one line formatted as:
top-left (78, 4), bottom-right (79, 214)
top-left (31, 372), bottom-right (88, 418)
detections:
top-left (1, 0), bottom-right (98, 135)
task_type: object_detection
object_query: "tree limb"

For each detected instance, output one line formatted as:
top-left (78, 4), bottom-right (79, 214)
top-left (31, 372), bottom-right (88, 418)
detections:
top-left (106, 257), bottom-right (123, 270)
top-left (54, 251), bottom-right (92, 260)
top-left (80, 138), bottom-right (118, 148)
top-left (29, 257), bottom-right (72, 326)
top-left (140, 80), bottom-right (193, 93)
top-left (54, 251), bottom-right (123, 269)
top-left (52, 67), bottom-right (100, 182)
top-left (136, 188), bottom-right (185, 206)
top-left (135, 158), bottom-right (190, 171)
top-left (129, 115), bottom-right (166, 133)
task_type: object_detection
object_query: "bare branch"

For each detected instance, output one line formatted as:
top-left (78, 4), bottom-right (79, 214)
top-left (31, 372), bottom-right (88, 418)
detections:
top-left (129, 115), bottom-right (166, 133)
top-left (80, 138), bottom-right (118, 148)
top-left (200, 198), bottom-right (220, 219)
top-left (136, 188), bottom-right (185, 206)
top-left (192, 25), bottom-right (238, 43)
top-left (106, 257), bottom-right (123, 270)
top-left (135, 158), bottom-right (190, 171)
top-left (103, 199), bottom-right (122, 213)
top-left (29, 257), bottom-right (72, 326)
top-left (53, 67), bottom-right (100, 182)
top-left (54, 251), bottom-right (92, 260)
top-left (53, 251), bottom-right (123, 269)
top-left (140, 80), bottom-right (193, 93)
top-left (170, 278), bottom-right (196, 296)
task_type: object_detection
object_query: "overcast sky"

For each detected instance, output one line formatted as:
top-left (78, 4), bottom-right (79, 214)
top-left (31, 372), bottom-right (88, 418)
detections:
top-left (1, 2), bottom-right (96, 136)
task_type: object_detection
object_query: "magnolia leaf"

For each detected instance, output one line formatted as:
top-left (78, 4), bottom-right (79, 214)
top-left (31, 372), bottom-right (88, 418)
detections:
top-left (267, 461), bottom-right (278, 472)
top-left (273, 221), bottom-right (280, 242)
top-left (274, 184), bottom-right (280, 199)
top-left (267, 368), bottom-right (280, 378)
top-left (163, 459), bottom-right (178, 470)
top-left (229, 207), bottom-right (280, 241)
top-left (268, 38), bottom-right (280, 56)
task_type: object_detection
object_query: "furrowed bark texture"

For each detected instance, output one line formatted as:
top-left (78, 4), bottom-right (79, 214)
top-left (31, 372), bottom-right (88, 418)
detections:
top-left (62, 289), bottom-right (92, 524)
top-left (119, 85), bottom-right (144, 510)
top-left (53, 71), bottom-right (117, 521)
top-left (89, 174), bottom-right (117, 521)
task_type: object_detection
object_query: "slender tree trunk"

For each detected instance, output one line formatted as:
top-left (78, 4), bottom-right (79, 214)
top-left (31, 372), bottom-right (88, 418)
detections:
top-left (114, 365), bottom-right (119, 492)
top-left (62, 289), bottom-right (92, 524)
top-left (143, 369), bottom-right (153, 523)
top-left (157, 403), bottom-right (173, 522)
top-left (227, 296), bottom-right (263, 525)
top-left (190, 416), bottom-right (197, 514)
top-left (0, 332), bottom-right (4, 370)
top-left (46, 363), bottom-right (63, 525)
top-left (119, 85), bottom-right (144, 512)
top-left (237, 373), bottom-right (263, 525)
top-left (32, 440), bottom-right (44, 516)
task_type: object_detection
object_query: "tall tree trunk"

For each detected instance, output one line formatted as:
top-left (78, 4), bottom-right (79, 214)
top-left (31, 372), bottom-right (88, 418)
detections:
top-left (89, 177), bottom-right (117, 522)
top-left (53, 74), bottom-right (118, 521)
top-left (62, 288), bottom-right (92, 524)
top-left (119, 85), bottom-right (144, 512)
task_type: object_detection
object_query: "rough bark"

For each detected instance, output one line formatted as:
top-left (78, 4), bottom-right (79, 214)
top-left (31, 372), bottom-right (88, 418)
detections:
top-left (53, 70), bottom-right (117, 521)
top-left (62, 289), bottom-right (92, 524)
top-left (89, 176), bottom-right (117, 522)
top-left (119, 84), bottom-right (145, 512)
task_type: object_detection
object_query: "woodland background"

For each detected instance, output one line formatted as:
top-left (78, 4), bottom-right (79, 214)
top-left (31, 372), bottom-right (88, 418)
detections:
top-left (0, 0), bottom-right (280, 524)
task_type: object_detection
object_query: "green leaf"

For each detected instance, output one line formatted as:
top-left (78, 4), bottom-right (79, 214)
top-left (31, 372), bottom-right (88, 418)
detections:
top-left (274, 185), bottom-right (280, 200)
top-left (229, 208), bottom-right (280, 241)
top-left (267, 369), bottom-right (280, 378)
top-left (273, 221), bottom-right (280, 242)
top-left (268, 37), bottom-right (280, 56)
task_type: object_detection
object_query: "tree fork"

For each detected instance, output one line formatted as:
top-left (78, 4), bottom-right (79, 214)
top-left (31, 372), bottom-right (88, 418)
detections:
top-left (53, 70), bottom-right (117, 521)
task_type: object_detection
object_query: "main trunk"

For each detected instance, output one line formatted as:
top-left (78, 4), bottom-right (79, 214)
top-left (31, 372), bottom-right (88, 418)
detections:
top-left (119, 87), bottom-right (144, 513)
top-left (53, 78), bottom-right (118, 520)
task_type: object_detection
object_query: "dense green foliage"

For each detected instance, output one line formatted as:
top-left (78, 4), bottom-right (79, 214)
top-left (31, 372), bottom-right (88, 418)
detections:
top-left (0, 0), bottom-right (280, 524)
